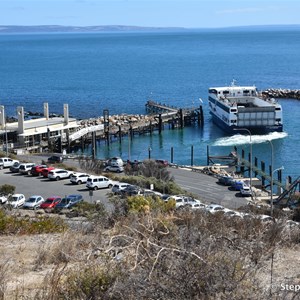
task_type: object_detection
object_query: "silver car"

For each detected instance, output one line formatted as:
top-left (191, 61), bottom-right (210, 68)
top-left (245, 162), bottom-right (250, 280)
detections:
top-left (23, 195), bottom-right (45, 209)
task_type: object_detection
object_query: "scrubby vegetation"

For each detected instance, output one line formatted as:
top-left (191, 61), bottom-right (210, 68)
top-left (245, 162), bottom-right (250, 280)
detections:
top-left (0, 209), bottom-right (67, 234)
top-left (13, 206), bottom-right (299, 300)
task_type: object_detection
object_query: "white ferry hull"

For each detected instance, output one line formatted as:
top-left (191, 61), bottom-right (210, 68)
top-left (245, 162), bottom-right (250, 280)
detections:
top-left (208, 81), bottom-right (283, 134)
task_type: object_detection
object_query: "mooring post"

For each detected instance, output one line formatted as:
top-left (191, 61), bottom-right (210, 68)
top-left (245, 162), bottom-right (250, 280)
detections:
top-left (171, 146), bottom-right (174, 164)
top-left (92, 131), bottom-right (96, 159)
top-left (207, 145), bottom-right (210, 166)
top-left (200, 105), bottom-right (204, 127)
top-left (118, 125), bottom-right (122, 143)
top-left (179, 109), bottom-right (184, 128)
top-left (158, 114), bottom-right (162, 134)
top-left (241, 149), bottom-right (245, 174)
top-left (191, 145), bottom-right (194, 166)
top-left (254, 157), bottom-right (258, 177)
top-left (261, 161), bottom-right (265, 187)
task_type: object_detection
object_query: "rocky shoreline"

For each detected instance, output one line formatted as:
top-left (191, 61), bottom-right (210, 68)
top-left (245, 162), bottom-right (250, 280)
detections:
top-left (263, 88), bottom-right (300, 99)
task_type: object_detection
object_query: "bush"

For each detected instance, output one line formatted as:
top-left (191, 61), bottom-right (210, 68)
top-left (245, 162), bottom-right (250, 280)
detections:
top-left (0, 209), bottom-right (67, 234)
top-left (0, 184), bottom-right (15, 196)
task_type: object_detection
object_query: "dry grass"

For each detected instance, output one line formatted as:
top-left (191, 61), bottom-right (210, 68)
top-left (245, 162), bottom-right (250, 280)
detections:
top-left (1, 207), bottom-right (300, 299)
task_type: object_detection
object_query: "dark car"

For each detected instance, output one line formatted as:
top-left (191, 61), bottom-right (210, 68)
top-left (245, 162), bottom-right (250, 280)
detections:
top-left (54, 194), bottom-right (84, 210)
top-left (120, 185), bottom-right (143, 197)
top-left (9, 162), bottom-right (21, 173)
top-left (47, 155), bottom-right (63, 164)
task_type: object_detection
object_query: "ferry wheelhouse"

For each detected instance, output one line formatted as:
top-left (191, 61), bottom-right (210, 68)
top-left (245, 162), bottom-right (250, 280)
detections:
top-left (208, 81), bottom-right (283, 134)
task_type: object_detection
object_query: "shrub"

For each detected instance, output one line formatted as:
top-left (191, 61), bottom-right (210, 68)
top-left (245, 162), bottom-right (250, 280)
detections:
top-left (0, 209), bottom-right (67, 234)
top-left (0, 184), bottom-right (15, 196)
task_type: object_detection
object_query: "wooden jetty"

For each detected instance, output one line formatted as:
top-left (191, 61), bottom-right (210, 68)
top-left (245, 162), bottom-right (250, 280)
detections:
top-left (64, 100), bottom-right (204, 155)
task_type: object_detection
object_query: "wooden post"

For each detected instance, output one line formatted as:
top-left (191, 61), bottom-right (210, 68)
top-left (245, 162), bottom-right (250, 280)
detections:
top-left (200, 105), bottom-right (204, 127)
top-left (261, 161), bottom-right (265, 187)
top-left (191, 145), bottom-right (194, 166)
top-left (207, 145), bottom-right (210, 166)
top-left (171, 147), bottom-right (174, 164)
top-left (254, 157), bottom-right (258, 177)
top-left (158, 114), bottom-right (162, 134)
top-left (179, 109), bottom-right (184, 128)
top-left (118, 125), bottom-right (122, 143)
top-left (241, 149), bottom-right (245, 174)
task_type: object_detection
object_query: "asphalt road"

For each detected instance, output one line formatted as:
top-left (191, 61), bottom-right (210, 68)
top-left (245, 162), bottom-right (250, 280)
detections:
top-left (169, 167), bottom-right (249, 209)
top-left (0, 154), bottom-right (250, 210)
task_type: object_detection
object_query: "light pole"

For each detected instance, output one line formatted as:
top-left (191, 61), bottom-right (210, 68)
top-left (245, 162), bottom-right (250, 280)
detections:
top-left (267, 139), bottom-right (284, 217)
top-left (234, 128), bottom-right (252, 195)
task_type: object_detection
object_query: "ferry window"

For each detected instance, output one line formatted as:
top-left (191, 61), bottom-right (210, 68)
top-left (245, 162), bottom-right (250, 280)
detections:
top-left (275, 107), bottom-right (281, 111)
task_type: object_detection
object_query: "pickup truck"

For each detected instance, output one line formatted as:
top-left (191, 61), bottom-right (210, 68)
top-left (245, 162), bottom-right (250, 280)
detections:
top-left (0, 157), bottom-right (19, 170)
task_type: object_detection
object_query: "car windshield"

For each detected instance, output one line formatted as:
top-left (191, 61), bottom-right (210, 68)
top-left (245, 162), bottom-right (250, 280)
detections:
top-left (27, 197), bottom-right (37, 203)
top-left (45, 199), bottom-right (54, 204)
top-left (10, 196), bottom-right (19, 202)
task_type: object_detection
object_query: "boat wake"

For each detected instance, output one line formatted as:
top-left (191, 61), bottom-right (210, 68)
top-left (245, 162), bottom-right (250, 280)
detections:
top-left (212, 131), bottom-right (288, 146)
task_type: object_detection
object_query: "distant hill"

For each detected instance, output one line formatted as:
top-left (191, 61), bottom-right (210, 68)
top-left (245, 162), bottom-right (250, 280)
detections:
top-left (0, 24), bottom-right (300, 34)
top-left (0, 25), bottom-right (187, 33)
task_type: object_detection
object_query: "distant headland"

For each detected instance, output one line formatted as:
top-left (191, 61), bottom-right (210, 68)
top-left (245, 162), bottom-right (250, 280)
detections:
top-left (0, 24), bottom-right (300, 34)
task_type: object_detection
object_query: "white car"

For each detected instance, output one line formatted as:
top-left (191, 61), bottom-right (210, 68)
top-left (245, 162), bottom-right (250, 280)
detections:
top-left (86, 175), bottom-right (113, 190)
top-left (0, 157), bottom-right (19, 169)
top-left (23, 195), bottom-right (45, 209)
top-left (19, 163), bottom-right (36, 175)
top-left (104, 165), bottom-right (124, 173)
top-left (240, 186), bottom-right (252, 197)
top-left (6, 194), bottom-right (26, 208)
top-left (48, 169), bottom-right (73, 181)
top-left (206, 204), bottom-right (225, 214)
top-left (70, 172), bottom-right (90, 185)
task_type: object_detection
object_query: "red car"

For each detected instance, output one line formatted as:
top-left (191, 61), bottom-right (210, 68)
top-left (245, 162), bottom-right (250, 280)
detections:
top-left (41, 167), bottom-right (56, 178)
top-left (31, 164), bottom-right (48, 176)
top-left (40, 196), bottom-right (62, 209)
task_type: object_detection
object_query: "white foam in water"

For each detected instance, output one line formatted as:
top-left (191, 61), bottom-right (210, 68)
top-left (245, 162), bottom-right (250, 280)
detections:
top-left (213, 131), bottom-right (288, 146)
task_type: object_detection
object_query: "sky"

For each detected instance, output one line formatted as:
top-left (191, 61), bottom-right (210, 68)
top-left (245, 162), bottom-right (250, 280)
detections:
top-left (1, 0), bottom-right (300, 28)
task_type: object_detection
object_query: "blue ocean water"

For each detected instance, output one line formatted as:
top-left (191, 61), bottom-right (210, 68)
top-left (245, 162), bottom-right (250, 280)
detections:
top-left (0, 29), bottom-right (300, 178)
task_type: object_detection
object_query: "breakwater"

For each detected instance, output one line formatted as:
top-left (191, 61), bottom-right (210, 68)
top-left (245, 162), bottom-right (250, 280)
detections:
top-left (263, 88), bottom-right (300, 99)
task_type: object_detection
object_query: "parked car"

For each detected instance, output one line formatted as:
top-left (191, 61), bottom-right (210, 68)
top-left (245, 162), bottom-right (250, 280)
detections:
top-left (19, 163), bottom-right (36, 175)
top-left (104, 165), bottom-right (124, 173)
top-left (40, 196), bottom-right (62, 209)
top-left (30, 164), bottom-right (48, 176)
top-left (206, 204), bottom-right (225, 214)
top-left (111, 183), bottom-right (131, 194)
top-left (9, 162), bottom-right (21, 173)
top-left (120, 185), bottom-right (143, 196)
top-left (107, 157), bottom-right (124, 167)
top-left (23, 195), bottom-right (45, 209)
top-left (55, 194), bottom-right (84, 210)
top-left (5, 194), bottom-right (26, 208)
top-left (47, 155), bottom-right (63, 164)
top-left (240, 186), bottom-right (252, 197)
top-left (155, 159), bottom-right (169, 167)
top-left (48, 169), bottom-right (73, 181)
top-left (86, 175), bottom-right (113, 190)
top-left (0, 157), bottom-right (19, 169)
top-left (218, 175), bottom-right (233, 186)
top-left (41, 167), bottom-right (56, 178)
top-left (70, 172), bottom-right (90, 185)
top-left (231, 180), bottom-right (246, 191)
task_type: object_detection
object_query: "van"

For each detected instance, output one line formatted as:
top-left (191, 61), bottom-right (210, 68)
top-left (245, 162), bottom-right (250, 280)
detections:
top-left (86, 175), bottom-right (113, 190)
top-left (109, 157), bottom-right (124, 167)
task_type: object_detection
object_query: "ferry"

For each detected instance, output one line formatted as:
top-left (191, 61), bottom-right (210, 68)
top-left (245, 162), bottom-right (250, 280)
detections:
top-left (208, 80), bottom-right (283, 134)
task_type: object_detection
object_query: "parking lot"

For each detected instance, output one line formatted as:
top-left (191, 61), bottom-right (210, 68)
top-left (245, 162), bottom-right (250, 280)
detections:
top-left (0, 167), bottom-right (113, 208)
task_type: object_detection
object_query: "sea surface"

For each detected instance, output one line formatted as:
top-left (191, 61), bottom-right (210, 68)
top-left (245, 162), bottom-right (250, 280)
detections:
top-left (0, 29), bottom-right (300, 179)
